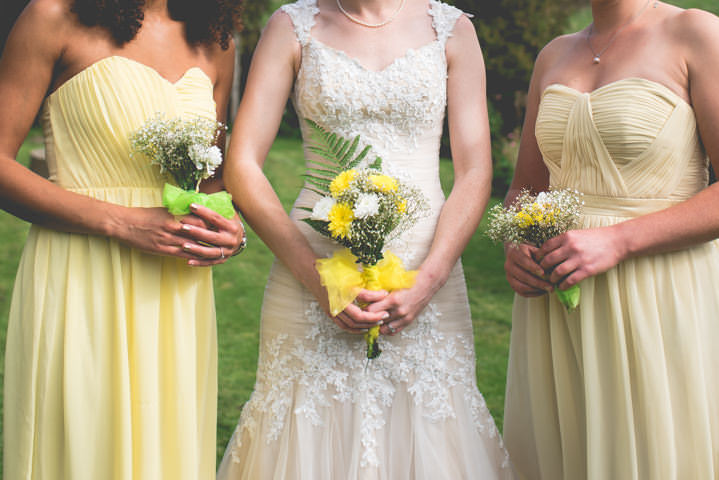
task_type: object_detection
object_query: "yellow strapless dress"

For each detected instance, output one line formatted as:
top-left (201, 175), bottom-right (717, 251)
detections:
top-left (3, 56), bottom-right (218, 480)
top-left (504, 78), bottom-right (719, 479)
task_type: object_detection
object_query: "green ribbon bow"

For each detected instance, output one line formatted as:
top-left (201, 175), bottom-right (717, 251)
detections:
top-left (162, 183), bottom-right (235, 219)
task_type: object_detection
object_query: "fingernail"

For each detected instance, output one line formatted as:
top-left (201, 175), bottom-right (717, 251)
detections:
top-left (182, 224), bottom-right (192, 231)
top-left (190, 203), bottom-right (199, 210)
top-left (183, 243), bottom-right (192, 251)
top-left (376, 320), bottom-right (384, 326)
top-left (381, 312), bottom-right (390, 320)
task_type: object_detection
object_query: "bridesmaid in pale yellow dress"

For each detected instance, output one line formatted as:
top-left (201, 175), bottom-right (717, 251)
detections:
top-left (0, 0), bottom-right (244, 478)
top-left (502, 1), bottom-right (719, 479)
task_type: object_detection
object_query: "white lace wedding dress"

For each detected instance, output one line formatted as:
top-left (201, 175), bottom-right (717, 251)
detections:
top-left (218, 1), bottom-right (513, 478)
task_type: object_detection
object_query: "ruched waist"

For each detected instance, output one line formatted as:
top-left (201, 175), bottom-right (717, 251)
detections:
top-left (66, 185), bottom-right (162, 208)
top-left (581, 193), bottom-right (683, 218)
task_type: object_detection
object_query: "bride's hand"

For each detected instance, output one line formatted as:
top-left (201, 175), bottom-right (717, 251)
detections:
top-left (325, 289), bottom-right (390, 334)
top-left (178, 203), bottom-right (246, 266)
top-left (538, 226), bottom-right (626, 289)
top-left (504, 242), bottom-right (554, 296)
top-left (363, 274), bottom-right (436, 336)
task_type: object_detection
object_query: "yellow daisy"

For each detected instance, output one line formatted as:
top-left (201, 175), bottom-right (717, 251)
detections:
top-left (330, 170), bottom-right (357, 197)
top-left (369, 174), bottom-right (398, 193)
top-left (328, 203), bottom-right (354, 239)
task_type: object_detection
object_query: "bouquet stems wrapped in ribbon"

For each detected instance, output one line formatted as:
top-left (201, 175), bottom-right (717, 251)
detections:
top-left (130, 113), bottom-right (234, 218)
top-left (487, 188), bottom-right (584, 311)
top-left (300, 119), bottom-right (429, 359)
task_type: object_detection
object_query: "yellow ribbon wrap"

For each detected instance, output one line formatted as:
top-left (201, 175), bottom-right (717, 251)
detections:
top-left (316, 249), bottom-right (417, 316)
top-left (316, 248), bottom-right (417, 359)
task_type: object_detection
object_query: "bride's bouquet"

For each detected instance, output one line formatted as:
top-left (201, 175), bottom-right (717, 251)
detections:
top-left (487, 188), bottom-right (584, 311)
top-left (301, 119), bottom-right (429, 359)
top-left (130, 113), bottom-right (234, 218)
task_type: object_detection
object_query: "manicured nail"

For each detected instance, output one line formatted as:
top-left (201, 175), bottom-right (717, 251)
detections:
top-left (190, 203), bottom-right (199, 211)
top-left (183, 243), bottom-right (192, 251)
top-left (376, 320), bottom-right (384, 326)
top-left (182, 224), bottom-right (192, 231)
top-left (381, 312), bottom-right (390, 320)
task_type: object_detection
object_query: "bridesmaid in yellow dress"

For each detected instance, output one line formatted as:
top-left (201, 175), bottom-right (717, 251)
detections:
top-left (0, 1), bottom-right (244, 478)
top-left (502, 1), bottom-right (719, 479)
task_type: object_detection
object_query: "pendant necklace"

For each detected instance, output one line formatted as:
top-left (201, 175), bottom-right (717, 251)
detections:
top-left (336, 0), bottom-right (406, 28)
top-left (587, 0), bottom-right (658, 65)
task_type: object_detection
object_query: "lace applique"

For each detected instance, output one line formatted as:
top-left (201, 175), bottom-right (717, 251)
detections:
top-left (280, 0), bottom-right (319, 46)
top-left (428, 0), bottom-right (466, 45)
top-left (230, 302), bottom-right (507, 468)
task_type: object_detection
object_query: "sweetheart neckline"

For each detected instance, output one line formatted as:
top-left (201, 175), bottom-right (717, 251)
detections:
top-left (47, 56), bottom-right (211, 100)
top-left (543, 77), bottom-right (691, 108)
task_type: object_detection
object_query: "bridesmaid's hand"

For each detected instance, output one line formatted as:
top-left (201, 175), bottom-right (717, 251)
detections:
top-left (504, 243), bottom-right (553, 296)
top-left (538, 226), bottom-right (626, 290)
top-left (364, 273), bottom-right (437, 336)
top-left (179, 203), bottom-right (246, 266)
top-left (326, 290), bottom-right (390, 334)
top-left (115, 206), bottom-right (209, 260)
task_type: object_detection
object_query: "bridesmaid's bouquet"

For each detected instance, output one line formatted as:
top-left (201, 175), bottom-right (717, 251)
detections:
top-left (487, 188), bottom-right (584, 311)
top-left (301, 119), bottom-right (429, 359)
top-left (130, 114), bottom-right (234, 218)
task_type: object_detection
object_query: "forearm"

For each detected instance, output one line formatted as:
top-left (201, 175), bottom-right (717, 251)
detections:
top-left (419, 166), bottom-right (490, 289)
top-left (0, 157), bottom-right (129, 237)
top-left (229, 162), bottom-right (324, 297)
top-left (613, 183), bottom-right (719, 261)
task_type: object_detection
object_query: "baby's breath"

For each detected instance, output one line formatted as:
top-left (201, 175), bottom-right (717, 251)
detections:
top-left (487, 188), bottom-right (584, 247)
top-left (130, 113), bottom-right (226, 191)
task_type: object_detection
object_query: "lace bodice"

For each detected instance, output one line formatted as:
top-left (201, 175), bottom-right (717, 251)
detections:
top-left (282, 0), bottom-right (464, 159)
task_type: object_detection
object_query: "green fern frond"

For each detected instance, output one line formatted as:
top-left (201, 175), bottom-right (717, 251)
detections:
top-left (304, 118), bottom-right (378, 172)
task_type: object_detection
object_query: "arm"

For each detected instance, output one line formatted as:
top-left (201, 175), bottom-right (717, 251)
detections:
top-left (501, 44), bottom-right (556, 297)
top-left (538, 9), bottom-right (719, 290)
top-left (0, 1), bottom-right (218, 263)
top-left (181, 39), bottom-right (246, 265)
top-left (367, 16), bottom-right (494, 334)
top-left (223, 11), bottom-right (386, 330)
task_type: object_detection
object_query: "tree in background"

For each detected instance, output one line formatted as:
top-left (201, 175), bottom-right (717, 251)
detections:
top-left (451, 0), bottom-right (578, 134)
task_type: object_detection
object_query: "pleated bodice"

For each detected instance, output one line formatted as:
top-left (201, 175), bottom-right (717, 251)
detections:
top-left (41, 55), bottom-right (216, 203)
top-left (537, 78), bottom-right (708, 203)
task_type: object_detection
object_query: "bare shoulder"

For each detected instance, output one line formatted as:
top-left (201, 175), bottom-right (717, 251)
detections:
top-left (264, 7), bottom-right (300, 38)
top-left (4, 0), bottom-right (74, 61)
top-left (668, 6), bottom-right (719, 42)
top-left (532, 32), bottom-right (581, 81)
top-left (664, 7), bottom-right (719, 69)
top-left (18, 0), bottom-right (74, 33)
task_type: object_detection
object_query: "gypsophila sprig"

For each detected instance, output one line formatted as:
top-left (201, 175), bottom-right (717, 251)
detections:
top-left (487, 188), bottom-right (584, 311)
top-left (487, 188), bottom-right (583, 247)
top-left (130, 113), bottom-right (226, 192)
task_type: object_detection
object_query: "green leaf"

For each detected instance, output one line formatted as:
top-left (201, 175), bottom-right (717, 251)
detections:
top-left (304, 118), bottom-right (379, 172)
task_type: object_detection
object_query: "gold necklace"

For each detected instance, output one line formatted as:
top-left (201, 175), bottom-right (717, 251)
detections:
top-left (587, 0), bottom-right (657, 64)
top-left (336, 0), bottom-right (406, 28)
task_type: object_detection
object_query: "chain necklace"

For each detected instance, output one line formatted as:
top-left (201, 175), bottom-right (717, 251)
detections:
top-left (336, 0), bottom-right (406, 28)
top-left (587, 0), bottom-right (657, 64)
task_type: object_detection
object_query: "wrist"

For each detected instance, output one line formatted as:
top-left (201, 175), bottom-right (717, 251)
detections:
top-left (417, 259), bottom-right (450, 295)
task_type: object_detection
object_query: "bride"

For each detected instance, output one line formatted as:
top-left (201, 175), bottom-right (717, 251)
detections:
top-left (218, 0), bottom-right (513, 478)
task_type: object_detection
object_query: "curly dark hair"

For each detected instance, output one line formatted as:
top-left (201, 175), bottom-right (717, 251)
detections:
top-left (71, 0), bottom-right (243, 49)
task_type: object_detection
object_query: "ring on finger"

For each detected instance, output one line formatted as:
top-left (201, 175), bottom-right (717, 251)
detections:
top-left (220, 247), bottom-right (225, 259)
